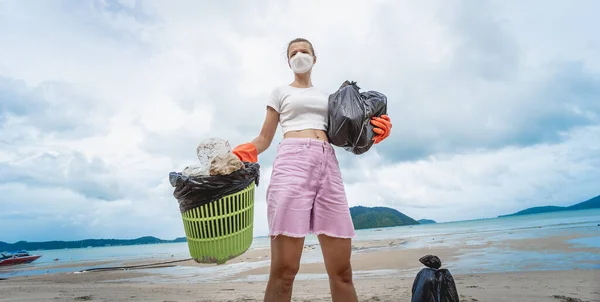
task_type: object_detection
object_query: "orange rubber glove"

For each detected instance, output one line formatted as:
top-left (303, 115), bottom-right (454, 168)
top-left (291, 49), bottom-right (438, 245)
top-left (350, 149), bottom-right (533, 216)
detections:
top-left (232, 143), bottom-right (258, 163)
top-left (371, 114), bottom-right (392, 144)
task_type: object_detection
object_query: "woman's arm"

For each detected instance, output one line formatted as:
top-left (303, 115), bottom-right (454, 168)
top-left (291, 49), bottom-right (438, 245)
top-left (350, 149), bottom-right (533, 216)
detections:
top-left (232, 107), bottom-right (279, 162)
top-left (251, 107), bottom-right (280, 155)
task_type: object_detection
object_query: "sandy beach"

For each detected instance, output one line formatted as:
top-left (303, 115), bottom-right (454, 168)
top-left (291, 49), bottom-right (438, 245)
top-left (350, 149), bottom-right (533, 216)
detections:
top-left (1, 235), bottom-right (599, 302)
top-left (1, 268), bottom-right (599, 302)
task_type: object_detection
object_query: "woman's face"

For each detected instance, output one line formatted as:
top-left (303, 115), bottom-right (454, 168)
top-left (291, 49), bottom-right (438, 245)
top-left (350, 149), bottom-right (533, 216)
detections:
top-left (288, 42), bottom-right (315, 63)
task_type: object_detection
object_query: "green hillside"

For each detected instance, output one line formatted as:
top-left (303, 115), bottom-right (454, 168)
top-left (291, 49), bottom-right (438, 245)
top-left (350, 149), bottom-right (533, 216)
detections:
top-left (417, 219), bottom-right (437, 224)
top-left (499, 194), bottom-right (600, 218)
top-left (0, 236), bottom-right (187, 251)
top-left (350, 206), bottom-right (419, 230)
top-left (568, 195), bottom-right (600, 210)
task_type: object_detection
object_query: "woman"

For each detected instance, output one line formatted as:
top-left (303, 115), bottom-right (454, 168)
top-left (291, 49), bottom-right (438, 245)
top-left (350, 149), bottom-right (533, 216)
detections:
top-left (232, 38), bottom-right (392, 302)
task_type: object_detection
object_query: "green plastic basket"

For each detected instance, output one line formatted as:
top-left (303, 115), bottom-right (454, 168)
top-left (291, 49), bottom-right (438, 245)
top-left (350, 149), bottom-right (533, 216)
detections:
top-left (180, 181), bottom-right (255, 264)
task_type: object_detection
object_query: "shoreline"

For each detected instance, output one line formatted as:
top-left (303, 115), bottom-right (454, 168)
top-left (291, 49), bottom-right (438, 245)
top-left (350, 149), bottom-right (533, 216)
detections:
top-left (3, 230), bottom-right (599, 280)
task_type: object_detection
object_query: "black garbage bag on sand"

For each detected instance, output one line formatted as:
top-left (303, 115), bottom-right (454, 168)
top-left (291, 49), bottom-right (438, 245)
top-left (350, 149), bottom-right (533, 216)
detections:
top-left (169, 162), bottom-right (260, 213)
top-left (411, 255), bottom-right (460, 302)
top-left (327, 80), bottom-right (388, 155)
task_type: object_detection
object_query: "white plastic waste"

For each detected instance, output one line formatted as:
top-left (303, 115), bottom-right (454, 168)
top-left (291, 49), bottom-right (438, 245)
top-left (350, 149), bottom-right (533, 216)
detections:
top-left (189, 138), bottom-right (232, 176)
top-left (182, 137), bottom-right (243, 177)
top-left (182, 164), bottom-right (206, 177)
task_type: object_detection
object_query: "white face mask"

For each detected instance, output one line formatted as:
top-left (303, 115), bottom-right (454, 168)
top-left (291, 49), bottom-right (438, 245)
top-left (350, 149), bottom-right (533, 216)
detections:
top-left (289, 52), bottom-right (314, 74)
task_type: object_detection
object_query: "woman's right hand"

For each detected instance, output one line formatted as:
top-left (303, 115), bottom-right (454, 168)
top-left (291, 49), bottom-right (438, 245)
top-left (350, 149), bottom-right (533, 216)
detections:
top-left (232, 143), bottom-right (258, 163)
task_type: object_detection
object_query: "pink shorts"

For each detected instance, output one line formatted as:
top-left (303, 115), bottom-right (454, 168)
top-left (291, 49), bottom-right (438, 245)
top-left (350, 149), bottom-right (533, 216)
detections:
top-left (266, 138), bottom-right (356, 239)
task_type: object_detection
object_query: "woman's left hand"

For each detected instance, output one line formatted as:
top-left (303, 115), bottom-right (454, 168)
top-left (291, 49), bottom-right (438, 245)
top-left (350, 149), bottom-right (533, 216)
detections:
top-left (371, 114), bottom-right (392, 144)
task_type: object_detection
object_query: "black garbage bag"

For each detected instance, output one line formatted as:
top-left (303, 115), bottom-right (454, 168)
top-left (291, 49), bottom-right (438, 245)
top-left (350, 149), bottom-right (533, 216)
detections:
top-left (411, 255), bottom-right (460, 302)
top-left (327, 80), bottom-right (388, 155)
top-left (169, 162), bottom-right (260, 213)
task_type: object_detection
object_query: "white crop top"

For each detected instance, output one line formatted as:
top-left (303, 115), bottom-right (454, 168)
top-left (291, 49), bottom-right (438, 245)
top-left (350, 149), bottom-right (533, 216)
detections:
top-left (266, 85), bottom-right (329, 134)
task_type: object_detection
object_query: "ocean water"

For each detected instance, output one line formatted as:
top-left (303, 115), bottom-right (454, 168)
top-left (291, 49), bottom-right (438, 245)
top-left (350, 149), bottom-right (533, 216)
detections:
top-left (1, 209), bottom-right (598, 280)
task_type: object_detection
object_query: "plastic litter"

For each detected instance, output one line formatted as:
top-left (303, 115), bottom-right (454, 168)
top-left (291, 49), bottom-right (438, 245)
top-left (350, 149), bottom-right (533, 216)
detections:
top-left (327, 80), bottom-right (388, 155)
top-left (209, 152), bottom-right (244, 176)
top-left (194, 138), bottom-right (232, 176)
top-left (182, 164), bottom-right (205, 178)
top-left (170, 137), bottom-right (259, 213)
top-left (411, 255), bottom-right (459, 302)
top-left (170, 162), bottom-right (260, 213)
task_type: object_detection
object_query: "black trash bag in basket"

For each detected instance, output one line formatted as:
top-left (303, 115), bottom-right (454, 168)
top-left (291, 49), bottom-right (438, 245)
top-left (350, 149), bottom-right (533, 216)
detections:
top-left (169, 162), bottom-right (260, 213)
top-left (327, 80), bottom-right (388, 155)
top-left (411, 255), bottom-right (460, 302)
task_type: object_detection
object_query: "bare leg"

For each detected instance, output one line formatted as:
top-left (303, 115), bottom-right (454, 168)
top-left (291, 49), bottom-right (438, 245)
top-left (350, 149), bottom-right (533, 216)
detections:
top-left (263, 235), bottom-right (305, 302)
top-left (318, 234), bottom-right (358, 302)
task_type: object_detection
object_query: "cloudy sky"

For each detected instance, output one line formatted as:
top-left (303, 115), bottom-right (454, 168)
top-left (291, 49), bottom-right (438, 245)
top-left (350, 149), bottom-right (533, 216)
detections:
top-left (1, 0), bottom-right (599, 243)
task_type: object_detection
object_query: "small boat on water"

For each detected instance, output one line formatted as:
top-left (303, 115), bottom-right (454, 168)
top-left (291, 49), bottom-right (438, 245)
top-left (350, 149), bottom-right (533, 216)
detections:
top-left (0, 250), bottom-right (42, 266)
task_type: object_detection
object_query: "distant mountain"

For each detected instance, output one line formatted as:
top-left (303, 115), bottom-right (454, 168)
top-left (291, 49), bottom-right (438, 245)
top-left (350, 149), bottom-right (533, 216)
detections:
top-left (418, 219), bottom-right (437, 224)
top-left (0, 236), bottom-right (188, 251)
top-left (350, 206), bottom-right (419, 230)
top-left (499, 195), bottom-right (600, 218)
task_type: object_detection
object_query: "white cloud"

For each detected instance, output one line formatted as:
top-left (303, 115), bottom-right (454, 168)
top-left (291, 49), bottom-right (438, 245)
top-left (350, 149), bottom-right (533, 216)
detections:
top-left (344, 126), bottom-right (600, 222)
top-left (0, 0), bottom-right (599, 242)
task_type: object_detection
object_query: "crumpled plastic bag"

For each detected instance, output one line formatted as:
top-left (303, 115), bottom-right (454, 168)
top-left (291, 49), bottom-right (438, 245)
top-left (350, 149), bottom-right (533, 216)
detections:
top-left (194, 138), bottom-right (233, 176)
top-left (169, 162), bottom-right (260, 213)
top-left (182, 164), bottom-right (205, 178)
top-left (411, 254), bottom-right (459, 302)
top-left (327, 80), bottom-right (388, 155)
top-left (209, 153), bottom-right (244, 176)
